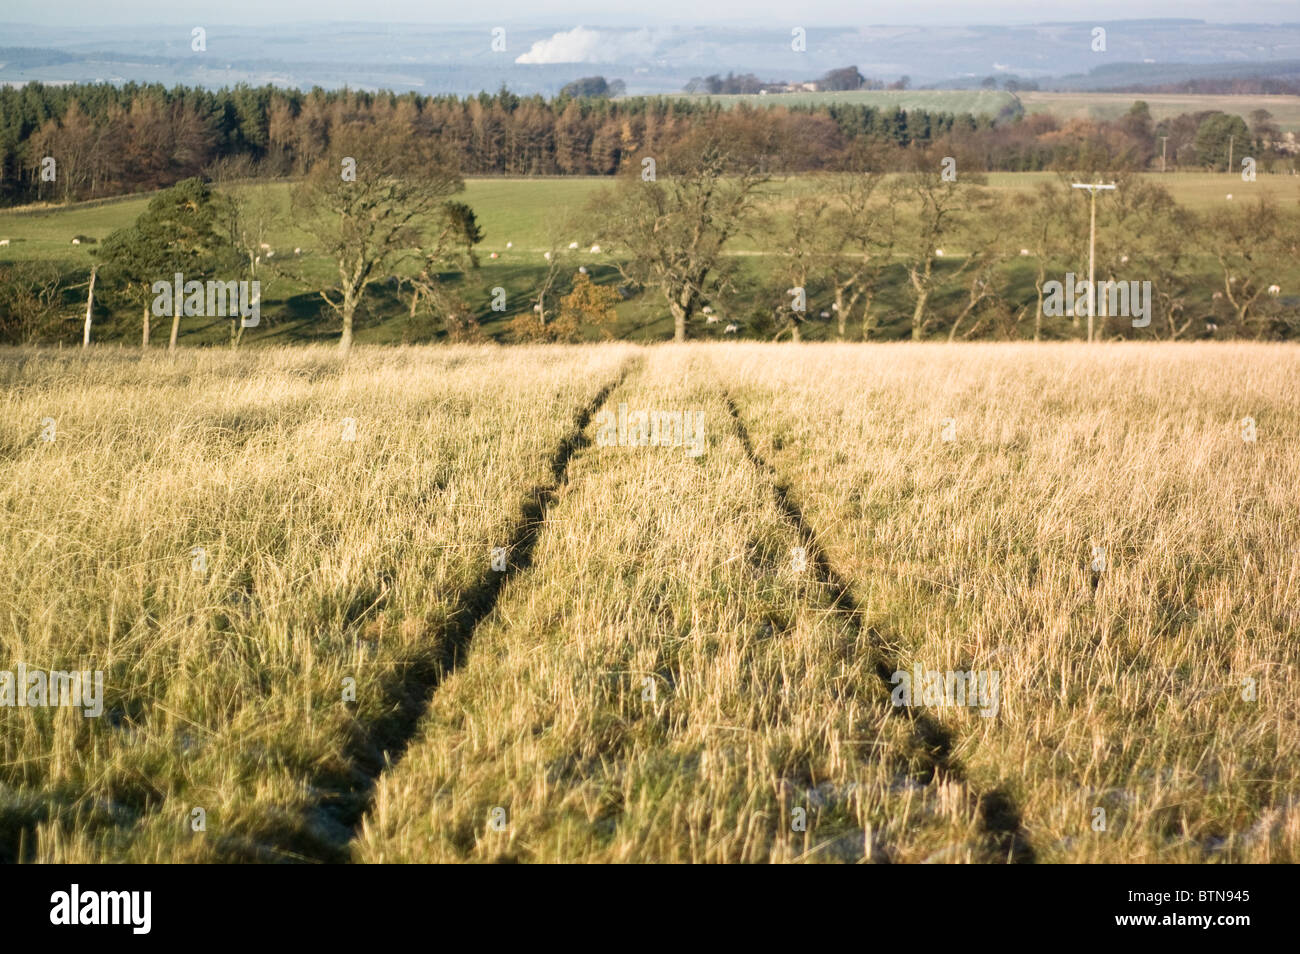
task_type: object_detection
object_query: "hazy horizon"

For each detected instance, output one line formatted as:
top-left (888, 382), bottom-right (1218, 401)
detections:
top-left (4, 3), bottom-right (1300, 28)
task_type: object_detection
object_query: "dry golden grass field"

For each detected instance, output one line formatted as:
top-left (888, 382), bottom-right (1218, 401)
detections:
top-left (2, 342), bottom-right (1297, 863)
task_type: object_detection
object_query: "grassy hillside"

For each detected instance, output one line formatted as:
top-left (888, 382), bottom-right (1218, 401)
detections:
top-left (4, 173), bottom-right (1293, 264)
top-left (1019, 91), bottom-right (1300, 133)
top-left (1, 173), bottom-right (1296, 345)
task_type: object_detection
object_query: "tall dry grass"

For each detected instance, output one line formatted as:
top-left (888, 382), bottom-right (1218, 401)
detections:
top-left (356, 347), bottom-right (987, 863)
top-left (2, 341), bottom-right (1295, 863)
top-left (0, 344), bottom-right (631, 861)
top-left (720, 341), bottom-right (1300, 861)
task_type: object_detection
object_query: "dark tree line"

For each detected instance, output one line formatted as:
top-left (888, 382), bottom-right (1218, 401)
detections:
top-left (1, 81), bottom-right (974, 205)
top-left (1, 82), bottom-right (1292, 211)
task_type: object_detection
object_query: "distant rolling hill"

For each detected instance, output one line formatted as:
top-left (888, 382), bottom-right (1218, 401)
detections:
top-left (1020, 90), bottom-right (1300, 132)
top-left (3, 19), bottom-right (1300, 97)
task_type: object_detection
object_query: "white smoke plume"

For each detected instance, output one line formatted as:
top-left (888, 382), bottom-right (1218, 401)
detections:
top-left (515, 26), bottom-right (655, 64)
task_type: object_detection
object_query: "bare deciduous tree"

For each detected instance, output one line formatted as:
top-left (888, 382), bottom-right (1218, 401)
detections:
top-left (893, 171), bottom-right (984, 340)
top-left (594, 135), bottom-right (767, 342)
top-left (293, 131), bottom-right (463, 352)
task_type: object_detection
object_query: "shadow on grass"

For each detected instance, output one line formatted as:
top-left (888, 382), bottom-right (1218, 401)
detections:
top-left (292, 357), bottom-right (640, 863)
top-left (722, 390), bottom-right (1036, 865)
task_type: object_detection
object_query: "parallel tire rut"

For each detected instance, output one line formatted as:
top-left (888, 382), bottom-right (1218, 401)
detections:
top-left (302, 359), bottom-right (638, 862)
top-left (721, 390), bottom-right (1036, 865)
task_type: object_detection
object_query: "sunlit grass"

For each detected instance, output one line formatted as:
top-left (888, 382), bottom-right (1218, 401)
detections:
top-left (2, 341), bottom-right (1296, 863)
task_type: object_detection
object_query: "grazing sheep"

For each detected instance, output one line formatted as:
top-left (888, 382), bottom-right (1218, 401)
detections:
top-left (533, 304), bottom-right (542, 312)
top-left (819, 310), bottom-right (829, 318)
top-left (259, 242), bottom-right (271, 250)
top-left (294, 247), bottom-right (302, 255)
top-left (506, 241), bottom-right (513, 249)
top-left (1226, 194), bottom-right (1233, 200)
top-left (1269, 284), bottom-right (1282, 296)
top-left (935, 248), bottom-right (944, 256)
top-left (544, 251), bottom-right (551, 260)
top-left (71, 238), bottom-right (80, 245)
top-left (706, 314), bottom-right (720, 324)
top-left (0, 239), bottom-right (8, 246)
top-left (590, 244), bottom-right (601, 253)
top-left (1019, 248), bottom-right (1029, 256)
top-left (702, 306), bottom-right (713, 314)
top-left (1206, 321), bottom-right (1218, 332)
top-left (1120, 254), bottom-right (1129, 263)
top-left (724, 323), bottom-right (739, 334)
top-left (490, 252), bottom-right (499, 259)
top-left (578, 266), bottom-right (588, 274)
top-left (568, 241), bottom-right (579, 249)
top-left (265, 250), bottom-right (274, 258)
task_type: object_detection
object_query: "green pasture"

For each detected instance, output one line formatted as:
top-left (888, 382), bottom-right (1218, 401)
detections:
top-left (1, 173), bottom-right (1296, 345)
top-left (1019, 91), bottom-right (1300, 134)
top-left (2, 172), bottom-right (1292, 264)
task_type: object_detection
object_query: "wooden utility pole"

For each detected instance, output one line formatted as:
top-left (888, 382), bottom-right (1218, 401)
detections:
top-left (1160, 136), bottom-right (1168, 173)
top-left (1071, 181), bottom-right (1117, 343)
top-left (82, 264), bottom-right (97, 347)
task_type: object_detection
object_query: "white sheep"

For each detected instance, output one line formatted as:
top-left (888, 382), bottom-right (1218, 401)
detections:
top-left (819, 310), bottom-right (829, 318)
top-left (935, 248), bottom-right (944, 257)
top-left (1268, 284), bottom-right (1281, 296)
top-left (490, 252), bottom-right (499, 259)
top-left (294, 247), bottom-right (302, 255)
top-left (544, 251), bottom-right (551, 260)
top-left (702, 306), bottom-right (713, 314)
top-left (589, 244), bottom-right (601, 253)
top-left (265, 249), bottom-right (274, 258)
top-left (259, 242), bottom-right (271, 250)
top-left (706, 314), bottom-right (720, 324)
top-left (506, 241), bottom-right (513, 249)
top-left (578, 266), bottom-right (588, 274)
top-left (0, 239), bottom-right (8, 246)
top-left (724, 323), bottom-right (739, 334)
top-left (71, 238), bottom-right (80, 245)
top-left (1019, 248), bottom-right (1029, 256)
top-left (568, 242), bottom-right (579, 249)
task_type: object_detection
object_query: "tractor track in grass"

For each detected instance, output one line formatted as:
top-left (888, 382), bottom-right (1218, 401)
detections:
top-left (721, 390), bottom-right (1035, 865)
top-left (300, 358), bottom-right (640, 863)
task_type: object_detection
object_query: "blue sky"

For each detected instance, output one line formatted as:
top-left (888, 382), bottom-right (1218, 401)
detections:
top-left (4, 0), bottom-right (1299, 26)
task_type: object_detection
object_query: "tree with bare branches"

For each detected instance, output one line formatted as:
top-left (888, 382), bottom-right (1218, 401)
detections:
top-left (892, 171), bottom-right (985, 340)
top-left (293, 131), bottom-right (463, 352)
top-left (593, 135), bottom-right (767, 342)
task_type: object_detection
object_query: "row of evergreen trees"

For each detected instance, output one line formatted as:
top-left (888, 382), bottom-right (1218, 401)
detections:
top-left (0, 82), bottom-right (977, 205)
